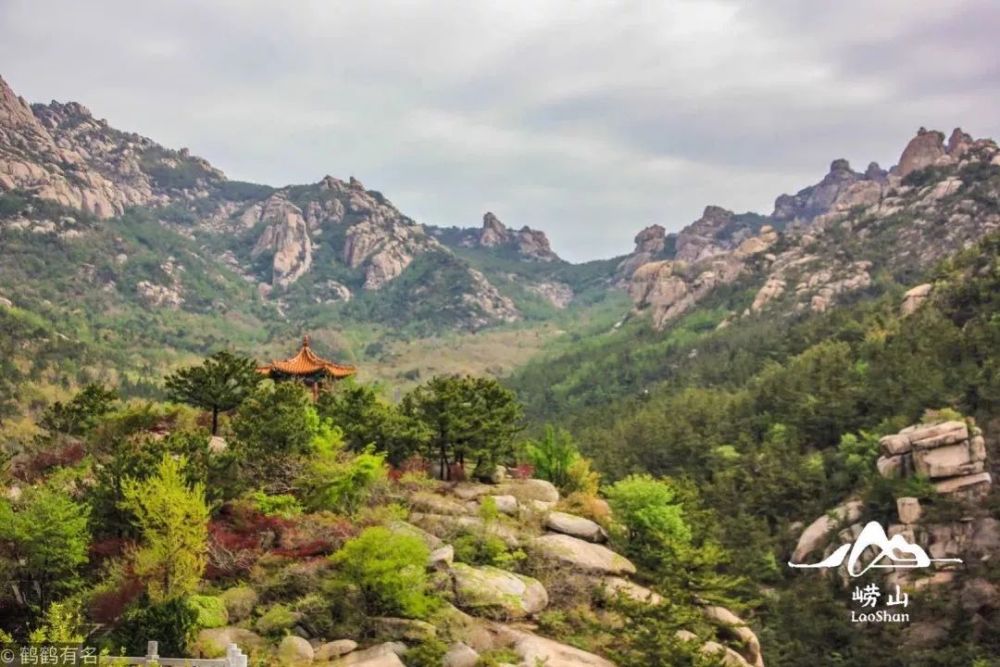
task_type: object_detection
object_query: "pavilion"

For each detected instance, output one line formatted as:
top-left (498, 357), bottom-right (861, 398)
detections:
top-left (257, 335), bottom-right (356, 398)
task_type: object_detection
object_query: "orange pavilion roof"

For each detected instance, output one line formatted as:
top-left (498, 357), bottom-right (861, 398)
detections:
top-left (258, 336), bottom-right (356, 379)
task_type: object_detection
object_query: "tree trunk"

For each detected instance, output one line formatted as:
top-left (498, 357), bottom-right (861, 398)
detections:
top-left (211, 407), bottom-right (219, 436)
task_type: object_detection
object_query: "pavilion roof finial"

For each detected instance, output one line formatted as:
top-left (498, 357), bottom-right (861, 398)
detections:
top-left (302, 334), bottom-right (310, 348)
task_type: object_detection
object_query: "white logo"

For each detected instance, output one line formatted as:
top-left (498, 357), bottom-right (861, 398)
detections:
top-left (788, 521), bottom-right (962, 576)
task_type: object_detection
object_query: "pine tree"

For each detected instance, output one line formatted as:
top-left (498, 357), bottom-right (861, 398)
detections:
top-left (165, 351), bottom-right (260, 435)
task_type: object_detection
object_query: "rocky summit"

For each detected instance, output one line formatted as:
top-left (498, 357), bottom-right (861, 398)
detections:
top-left (620, 127), bottom-right (1000, 329)
top-left (0, 75), bottom-right (587, 334)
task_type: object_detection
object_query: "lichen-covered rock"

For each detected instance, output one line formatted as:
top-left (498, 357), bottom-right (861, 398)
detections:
top-left (428, 544), bottom-right (455, 570)
top-left (597, 576), bottom-right (662, 604)
top-left (791, 500), bottom-right (864, 563)
top-left (498, 628), bottom-right (616, 667)
top-left (496, 479), bottom-right (559, 504)
top-left (410, 491), bottom-right (473, 516)
top-left (331, 642), bottom-right (406, 667)
top-left (278, 635), bottom-right (314, 664)
top-left (544, 511), bottom-right (608, 543)
top-left (442, 642), bottom-right (479, 667)
top-left (530, 534), bottom-right (636, 575)
top-left (371, 617), bottom-right (437, 642)
top-left (450, 563), bottom-right (548, 618)
top-left (386, 520), bottom-right (443, 550)
top-left (315, 640), bottom-right (358, 661)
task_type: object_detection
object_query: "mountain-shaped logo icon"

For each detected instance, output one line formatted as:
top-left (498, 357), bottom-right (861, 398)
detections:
top-left (788, 521), bottom-right (962, 577)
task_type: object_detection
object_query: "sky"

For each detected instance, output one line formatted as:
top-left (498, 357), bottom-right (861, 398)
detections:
top-left (2, 0), bottom-right (998, 262)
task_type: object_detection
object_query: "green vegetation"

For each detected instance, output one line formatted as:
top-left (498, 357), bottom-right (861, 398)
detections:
top-left (165, 351), bottom-right (261, 434)
top-left (121, 455), bottom-right (209, 602)
top-left (329, 526), bottom-right (434, 618)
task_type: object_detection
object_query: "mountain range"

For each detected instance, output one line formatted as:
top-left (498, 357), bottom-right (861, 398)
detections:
top-left (2, 71), bottom-right (999, 397)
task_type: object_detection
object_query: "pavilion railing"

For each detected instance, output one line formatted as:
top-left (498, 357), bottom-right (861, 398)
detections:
top-left (101, 641), bottom-right (247, 667)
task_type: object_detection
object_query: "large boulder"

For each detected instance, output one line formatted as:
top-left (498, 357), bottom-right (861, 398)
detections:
top-left (545, 511), bottom-right (608, 543)
top-left (442, 642), bottom-right (479, 667)
top-left (530, 534), bottom-right (636, 575)
top-left (934, 472), bottom-right (992, 496)
top-left (332, 643), bottom-right (406, 667)
top-left (386, 520), bottom-right (443, 550)
top-left (896, 497), bottom-right (922, 524)
top-left (409, 513), bottom-right (521, 547)
top-left (500, 628), bottom-right (615, 667)
top-left (791, 500), bottom-right (864, 563)
top-left (278, 636), bottom-right (314, 664)
top-left (410, 491), bottom-right (473, 516)
top-left (597, 576), bottom-right (662, 604)
top-left (371, 617), bottom-right (437, 642)
top-left (489, 495), bottom-right (519, 515)
top-left (702, 605), bottom-right (764, 667)
top-left (428, 544), bottom-right (455, 570)
top-left (315, 640), bottom-right (358, 661)
top-left (900, 283), bottom-right (932, 316)
top-left (496, 479), bottom-right (559, 504)
top-left (451, 563), bottom-right (548, 618)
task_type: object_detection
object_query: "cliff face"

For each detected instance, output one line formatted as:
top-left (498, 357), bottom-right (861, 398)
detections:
top-left (0, 75), bottom-right (224, 218)
top-left (621, 128), bottom-right (1000, 329)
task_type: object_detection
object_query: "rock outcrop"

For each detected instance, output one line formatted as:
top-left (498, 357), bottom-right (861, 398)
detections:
top-left (623, 127), bottom-right (1000, 330)
top-left (772, 159), bottom-right (878, 226)
top-left (450, 563), bottom-right (548, 618)
top-left (530, 534), bottom-right (636, 575)
top-left (475, 212), bottom-right (559, 262)
top-left (249, 195), bottom-right (313, 288)
top-left (877, 419), bottom-right (991, 498)
top-left (0, 75), bottom-right (221, 218)
top-left (627, 216), bottom-right (776, 328)
top-left (897, 128), bottom-right (946, 178)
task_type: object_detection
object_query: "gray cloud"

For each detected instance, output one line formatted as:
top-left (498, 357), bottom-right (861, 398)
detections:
top-left (2, 0), bottom-right (997, 261)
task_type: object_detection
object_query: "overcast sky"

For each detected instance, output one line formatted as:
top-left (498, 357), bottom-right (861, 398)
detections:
top-left (2, 1), bottom-right (998, 261)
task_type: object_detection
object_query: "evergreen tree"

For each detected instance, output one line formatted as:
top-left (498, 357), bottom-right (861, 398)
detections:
top-left (0, 487), bottom-right (90, 611)
top-left (165, 351), bottom-right (260, 435)
top-left (121, 455), bottom-right (209, 602)
top-left (401, 375), bottom-right (523, 479)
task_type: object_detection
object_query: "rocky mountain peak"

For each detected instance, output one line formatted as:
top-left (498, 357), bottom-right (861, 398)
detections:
top-left (864, 161), bottom-right (887, 182)
top-left (897, 127), bottom-right (946, 178)
top-left (946, 127), bottom-right (973, 158)
top-left (0, 75), bottom-right (38, 129)
top-left (634, 224), bottom-right (666, 254)
top-left (479, 211), bottom-right (508, 247)
top-left (473, 211), bottom-right (558, 262)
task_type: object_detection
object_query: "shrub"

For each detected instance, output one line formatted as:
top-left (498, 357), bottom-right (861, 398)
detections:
top-left (329, 526), bottom-right (434, 618)
top-left (405, 638), bottom-right (449, 667)
top-left (452, 532), bottom-right (525, 570)
top-left (248, 491), bottom-right (303, 519)
top-left (189, 594), bottom-right (228, 629)
top-left (255, 603), bottom-right (301, 636)
top-left (522, 425), bottom-right (579, 489)
top-left (605, 474), bottom-right (691, 569)
top-left (111, 596), bottom-right (198, 656)
top-left (299, 445), bottom-right (388, 515)
top-left (219, 585), bottom-right (258, 622)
